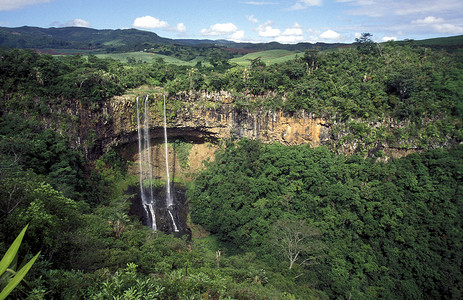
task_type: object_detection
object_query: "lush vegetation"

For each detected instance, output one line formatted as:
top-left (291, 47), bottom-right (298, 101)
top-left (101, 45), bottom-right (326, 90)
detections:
top-left (0, 116), bottom-right (309, 299)
top-left (1, 34), bottom-right (463, 298)
top-left (189, 138), bottom-right (463, 299)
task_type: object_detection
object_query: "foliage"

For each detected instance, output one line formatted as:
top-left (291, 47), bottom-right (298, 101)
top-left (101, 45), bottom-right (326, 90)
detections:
top-left (88, 263), bottom-right (164, 299)
top-left (0, 114), bottom-right (98, 203)
top-left (188, 139), bottom-right (463, 299)
top-left (172, 139), bottom-right (193, 169)
top-left (1, 35), bottom-right (463, 299)
top-left (0, 225), bottom-right (40, 300)
top-left (355, 32), bottom-right (378, 55)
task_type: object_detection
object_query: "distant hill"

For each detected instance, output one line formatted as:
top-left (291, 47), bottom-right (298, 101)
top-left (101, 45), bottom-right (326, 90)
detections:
top-left (0, 26), bottom-right (345, 54)
top-left (0, 26), bottom-right (462, 59)
top-left (0, 26), bottom-right (173, 52)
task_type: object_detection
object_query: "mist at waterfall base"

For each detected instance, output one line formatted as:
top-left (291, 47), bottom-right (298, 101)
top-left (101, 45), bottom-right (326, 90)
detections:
top-left (129, 184), bottom-right (188, 234)
top-left (130, 95), bottom-right (187, 235)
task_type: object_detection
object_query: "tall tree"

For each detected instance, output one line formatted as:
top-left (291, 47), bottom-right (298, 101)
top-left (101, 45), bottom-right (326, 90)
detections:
top-left (268, 219), bottom-right (322, 269)
top-left (355, 32), bottom-right (377, 55)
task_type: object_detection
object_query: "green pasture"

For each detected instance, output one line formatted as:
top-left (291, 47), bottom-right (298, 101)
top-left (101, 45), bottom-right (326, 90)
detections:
top-left (94, 51), bottom-right (205, 66)
top-left (90, 49), bottom-right (300, 66)
top-left (230, 49), bottom-right (300, 65)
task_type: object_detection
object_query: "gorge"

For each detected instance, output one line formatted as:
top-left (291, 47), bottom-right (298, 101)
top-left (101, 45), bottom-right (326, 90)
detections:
top-left (1, 42), bottom-right (462, 298)
top-left (47, 89), bottom-right (438, 233)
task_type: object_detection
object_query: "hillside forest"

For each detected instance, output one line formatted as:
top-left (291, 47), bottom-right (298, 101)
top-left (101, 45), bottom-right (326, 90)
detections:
top-left (0, 34), bottom-right (463, 299)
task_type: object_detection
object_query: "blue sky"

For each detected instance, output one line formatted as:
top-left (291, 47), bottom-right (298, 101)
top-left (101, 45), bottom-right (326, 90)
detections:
top-left (1, 0), bottom-right (463, 44)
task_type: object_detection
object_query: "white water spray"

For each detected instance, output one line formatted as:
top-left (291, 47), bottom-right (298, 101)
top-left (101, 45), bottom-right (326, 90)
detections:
top-left (136, 96), bottom-right (157, 231)
top-left (163, 95), bottom-right (179, 232)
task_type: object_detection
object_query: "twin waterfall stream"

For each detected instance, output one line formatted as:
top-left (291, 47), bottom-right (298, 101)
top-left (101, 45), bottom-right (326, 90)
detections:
top-left (136, 95), bottom-right (179, 232)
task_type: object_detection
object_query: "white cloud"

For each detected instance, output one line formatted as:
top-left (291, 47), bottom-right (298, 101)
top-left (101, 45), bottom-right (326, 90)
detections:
top-left (382, 36), bottom-right (397, 41)
top-left (276, 35), bottom-right (304, 43)
top-left (175, 23), bottom-right (187, 32)
top-left (247, 14), bottom-right (259, 24)
top-left (164, 22), bottom-right (187, 33)
top-left (433, 23), bottom-right (463, 34)
top-left (289, 0), bottom-right (322, 10)
top-left (275, 23), bottom-right (305, 43)
top-left (201, 22), bottom-right (238, 36)
top-left (320, 29), bottom-right (341, 40)
top-left (412, 15), bottom-right (463, 34)
top-left (254, 22), bottom-right (307, 43)
top-left (412, 16), bottom-right (444, 25)
top-left (230, 30), bottom-right (245, 41)
top-left (0, 0), bottom-right (52, 11)
top-left (133, 16), bottom-right (169, 29)
top-left (282, 23), bottom-right (304, 36)
top-left (258, 25), bottom-right (281, 37)
top-left (66, 19), bottom-right (90, 27)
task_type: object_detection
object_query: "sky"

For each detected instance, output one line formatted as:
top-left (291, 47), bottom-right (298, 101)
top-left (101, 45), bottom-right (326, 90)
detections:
top-left (0, 0), bottom-right (463, 44)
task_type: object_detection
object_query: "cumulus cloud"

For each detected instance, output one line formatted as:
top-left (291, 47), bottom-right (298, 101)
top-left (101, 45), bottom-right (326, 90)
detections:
top-left (175, 23), bottom-right (187, 32)
top-left (230, 30), bottom-right (246, 41)
top-left (254, 22), bottom-right (307, 43)
top-left (160, 22), bottom-right (188, 33)
top-left (282, 23), bottom-right (304, 36)
top-left (133, 16), bottom-right (169, 29)
top-left (412, 15), bottom-right (463, 34)
top-left (0, 0), bottom-right (52, 11)
top-left (289, 0), bottom-right (322, 10)
top-left (320, 29), bottom-right (341, 40)
top-left (201, 23), bottom-right (238, 36)
top-left (272, 23), bottom-right (305, 43)
top-left (66, 19), bottom-right (90, 27)
top-left (258, 24), bottom-right (281, 37)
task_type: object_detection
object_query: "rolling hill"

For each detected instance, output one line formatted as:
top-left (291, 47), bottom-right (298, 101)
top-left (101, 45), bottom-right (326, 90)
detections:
top-left (0, 26), bottom-right (462, 63)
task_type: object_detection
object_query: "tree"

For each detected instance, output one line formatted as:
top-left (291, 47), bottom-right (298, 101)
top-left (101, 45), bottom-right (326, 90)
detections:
top-left (355, 32), bottom-right (377, 55)
top-left (301, 49), bottom-right (318, 73)
top-left (268, 219), bottom-right (322, 269)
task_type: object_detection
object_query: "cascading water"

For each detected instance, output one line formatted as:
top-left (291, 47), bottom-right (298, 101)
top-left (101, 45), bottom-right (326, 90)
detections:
top-left (163, 94), bottom-right (179, 232)
top-left (136, 95), bottom-right (157, 231)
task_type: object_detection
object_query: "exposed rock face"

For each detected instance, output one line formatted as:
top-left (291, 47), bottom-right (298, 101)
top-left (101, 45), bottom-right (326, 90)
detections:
top-left (97, 92), bottom-right (331, 157)
top-left (37, 90), bottom-right (447, 165)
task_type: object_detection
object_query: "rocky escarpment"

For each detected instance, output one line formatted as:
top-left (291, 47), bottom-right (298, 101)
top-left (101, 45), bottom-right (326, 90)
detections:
top-left (30, 89), bottom-right (456, 165)
top-left (105, 91), bottom-right (331, 151)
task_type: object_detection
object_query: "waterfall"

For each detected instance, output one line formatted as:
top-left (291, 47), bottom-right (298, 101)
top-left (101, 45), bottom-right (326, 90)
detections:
top-left (163, 95), bottom-right (179, 232)
top-left (136, 96), bottom-right (157, 231)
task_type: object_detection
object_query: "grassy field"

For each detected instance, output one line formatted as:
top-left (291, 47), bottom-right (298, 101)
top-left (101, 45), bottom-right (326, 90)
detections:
top-left (90, 49), bottom-right (301, 66)
top-left (229, 49), bottom-right (300, 66)
top-left (94, 51), bottom-right (205, 66)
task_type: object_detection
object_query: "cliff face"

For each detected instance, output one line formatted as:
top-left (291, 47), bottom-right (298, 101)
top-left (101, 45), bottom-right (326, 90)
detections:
top-left (95, 91), bottom-right (331, 179)
top-left (99, 92), bottom-right (331, 154)
top-left (37, 90), bottom-right (440, 167)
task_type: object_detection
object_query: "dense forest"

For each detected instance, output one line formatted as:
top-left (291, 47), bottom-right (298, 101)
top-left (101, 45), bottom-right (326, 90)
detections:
top-left (1, 34), bottom-right (463, 299)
